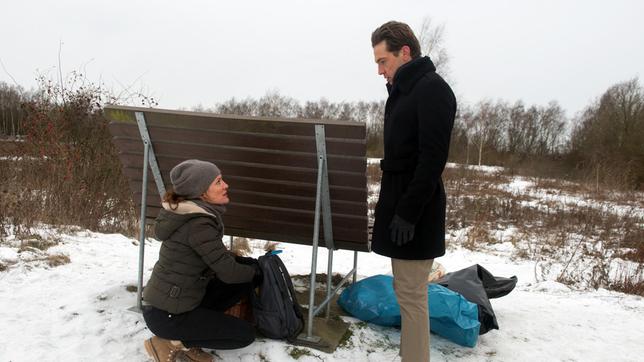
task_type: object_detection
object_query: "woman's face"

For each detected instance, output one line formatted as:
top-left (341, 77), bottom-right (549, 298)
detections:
top-left (201, 175), bottom-right (229, 204)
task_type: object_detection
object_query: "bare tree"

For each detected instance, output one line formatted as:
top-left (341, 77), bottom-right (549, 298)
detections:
top-left (215, 97), bottom-right (257, 116)
top-left (0, 82), bottom-right (29, 136)
top-left (466, 100), bottom-right (506, 165)
top-left (505, 101), bottom-right (526, 155)
top-left (611, 78), bottom-right (643, 150)
top-left (569, 77), bottom-right (644, 189)
top-left (536, 101), bottom-right (566, 156)
top-left (416, 17), bottom-right (451, 80)
top-left (256, 90), bottom-right (300, 118)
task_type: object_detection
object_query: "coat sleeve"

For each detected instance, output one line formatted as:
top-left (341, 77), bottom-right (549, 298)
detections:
top-left (395, 79), bottom-right (456, 224)
top-left (187, 218), bottom-right (255, 284)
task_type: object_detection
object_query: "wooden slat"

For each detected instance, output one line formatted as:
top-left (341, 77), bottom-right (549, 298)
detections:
top-left (224, 228), bottom-right (369, 252)
top-left (129, 175), bottom-right (368, 205)
top-left (131, 187), bottom-right (367, 216)
top-left (135, 198), bottom-right (367, 226)
top-left (113, 141), bottom-right (365, 173)
top-left (140, 206), bottom-right (368, 250)
top-left (227, 190), bottom-right (367, 216)
top-left (133, 189), bottom-right (367, 223)
top-left (106, 105), bottom-right (366, 139)
top-left (109, 122), bottom-right (366, 156)
top-left (121, 160), bottom-right (366, 190)
top-left (224, 215), bottom-right (368, 249)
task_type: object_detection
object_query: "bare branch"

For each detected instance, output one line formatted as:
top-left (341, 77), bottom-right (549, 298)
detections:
top-left (416, 16), bottom-right (451, 79)
top-left (0, 58), bottom-right (22, 90)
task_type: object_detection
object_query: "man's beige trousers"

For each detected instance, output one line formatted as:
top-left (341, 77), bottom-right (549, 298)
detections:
top-left (392, 258), bottom-right (434, 362)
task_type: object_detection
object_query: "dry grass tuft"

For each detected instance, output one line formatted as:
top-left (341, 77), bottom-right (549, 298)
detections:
top-left (366, 162), bottom-right (382, 185)
top-left (17, 235), bottom-right (60, 252)
top-left (231, 237), bottom-right (252, 256)
top-left (46, 254), bottom-right (71, 267)
top-left (609, 266), bottom-right (644, 296)
top-left (463, 225), bottom-right (494, 250)
top-left (263, 241), bottom-right (279, 252)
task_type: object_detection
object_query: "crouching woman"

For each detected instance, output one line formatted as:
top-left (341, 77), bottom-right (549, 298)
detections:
top-left (142, 159), bottom-right (262, 362)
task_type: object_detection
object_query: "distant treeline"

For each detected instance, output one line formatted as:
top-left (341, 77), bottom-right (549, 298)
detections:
top-left (1, 77), bottom-right (642, 190)
top-left (197, 79), bottom-right (643, 190)
top-left (0, 82), bottom-right (29, 136)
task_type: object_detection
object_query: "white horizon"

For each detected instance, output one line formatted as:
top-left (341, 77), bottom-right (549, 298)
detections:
top-left (1, 0), bottom-right (642, 119)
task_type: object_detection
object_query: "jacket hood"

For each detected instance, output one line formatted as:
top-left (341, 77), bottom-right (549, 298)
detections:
top-left (154, 201), bottom-right (220, 241)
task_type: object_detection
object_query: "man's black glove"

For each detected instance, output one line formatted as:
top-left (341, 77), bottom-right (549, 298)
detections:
top-left (252, 263), bottom-right (264, 286)
top-left (389, 214), bottom-right (415, 247)
top-left (235, 255), bottom-right (258, 266)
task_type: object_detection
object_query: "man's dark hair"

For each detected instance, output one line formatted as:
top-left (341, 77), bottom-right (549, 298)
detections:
top-left (371, 21), bottom-right (421, 59)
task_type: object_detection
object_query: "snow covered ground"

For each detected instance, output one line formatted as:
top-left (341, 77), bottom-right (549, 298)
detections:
top-left (1, 229), bottom-right (643, 361)
top-left (497, 176), bottom-right (644, 219)
top-left (445, 162), bottom-right (505, 174)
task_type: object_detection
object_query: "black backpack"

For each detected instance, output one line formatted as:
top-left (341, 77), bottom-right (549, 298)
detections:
top-left (251, 251), bottom-right (305, 340)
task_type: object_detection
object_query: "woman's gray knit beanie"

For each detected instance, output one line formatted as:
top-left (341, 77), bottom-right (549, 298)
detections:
top-left (170, 159), bottom-right (221, 198)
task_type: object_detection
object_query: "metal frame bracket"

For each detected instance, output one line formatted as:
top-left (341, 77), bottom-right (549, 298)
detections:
top-left (131, 111), bottom-right (165, 312)
top-left (298, 124), bottom-right (359, 342)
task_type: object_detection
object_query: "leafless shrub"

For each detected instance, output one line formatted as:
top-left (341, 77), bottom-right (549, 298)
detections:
top-left (366, 162), bottom-right (382, 181)
top-left (366, 162), bottom-right (382, 221)
top-left (622, 241), bottom-right (644, 263)
top-left (16, 234), bottom-right (60, 251)
top-left (263, 241), bottom-right (279, 252)
top-left (46, 254), bottom-right (71, 267)
top-left (609, 265), bottom-right (644, 296)
top-left (441, 164), bottom-right (644, 295)
top-left (618, 215), bottom-right (644, 256)
top-left (1, 71), bottom-right (148, 239)
top-left (231, 237), bottom-right (251, 256)
top-left (463, 225), bottom-right (494, 250)
top-left (445, 173), bottom-right (529, 231)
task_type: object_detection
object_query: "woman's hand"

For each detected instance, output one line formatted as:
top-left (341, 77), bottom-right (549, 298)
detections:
top-left (235, 255), bottom-right (258, 266)
top-left (234, 255), bottom-right (262, 286)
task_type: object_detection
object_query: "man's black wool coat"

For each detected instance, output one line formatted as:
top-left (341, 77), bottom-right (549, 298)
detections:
top-left (372, 56), bottom-right (456, 260)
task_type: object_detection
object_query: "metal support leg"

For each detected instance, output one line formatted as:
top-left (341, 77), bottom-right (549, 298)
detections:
top-left (353, 251), bottom-right (358, 284)
top-left (298, 124), bottom-right (346, 341)
top-left (315, 124), bottom-right (336, 320)
top-left (130, 111), bottom-right (165, 313)
top-left (301, 157), bottom-right (325, 342)
top-left (326, 249), bottom-right (333, 319)
top-left (135, 112), bottom-right (165, 197)
top-left (229, 235), bottom-right (234, 250)
top-left (135, 142), bottom-right (150, 311)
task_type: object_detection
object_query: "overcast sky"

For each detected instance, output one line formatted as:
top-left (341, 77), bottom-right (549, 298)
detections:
top-left (1, 0), bottom-right (643, 117)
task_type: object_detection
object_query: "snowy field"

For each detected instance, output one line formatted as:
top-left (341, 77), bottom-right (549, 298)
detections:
top-left (1, 228), bottom-right (643, 362)
top-left (1, 160), bottom-right (642, 361)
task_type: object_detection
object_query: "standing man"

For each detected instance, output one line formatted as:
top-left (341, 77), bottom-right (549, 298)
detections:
top-left (371, 21), bottom-right (456, 362)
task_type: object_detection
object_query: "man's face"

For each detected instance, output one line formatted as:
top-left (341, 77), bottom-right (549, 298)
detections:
top-left (373, 41), bottom-right (411, 85)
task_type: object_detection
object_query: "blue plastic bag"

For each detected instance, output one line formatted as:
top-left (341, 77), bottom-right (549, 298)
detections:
top-left (338, 274), bottom-right (480, 347)
top-left (427, 283), bottom-right (480, 347)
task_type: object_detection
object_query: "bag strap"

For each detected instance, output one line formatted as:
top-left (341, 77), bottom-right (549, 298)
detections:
top-left (272, 255), bottom-right (304, 318)
top-left (269, 255), bottom-right (305, 339)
